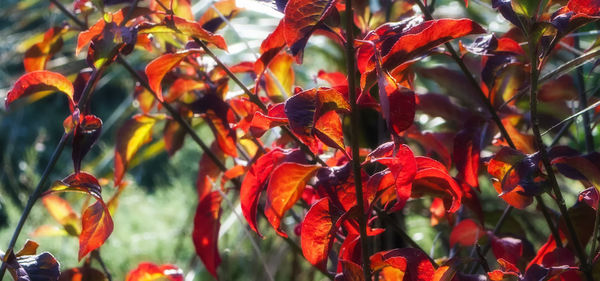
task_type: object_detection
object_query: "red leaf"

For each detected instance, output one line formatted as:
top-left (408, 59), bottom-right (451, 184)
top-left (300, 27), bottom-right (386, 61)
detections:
top-left (453, 127), bottom-right (481, 189)
top-left (6, 71), bottom-right (74, 110)
top-left (567, 0), bottom-right (600, 16)
top-left (79, 200), bottom-right (113, 260)
top-left (301, 198), bottom-right (339, 271)
top-left (359, 19), bottom-right (485, 83)
top-left (265, 163), bottom-right (319, 237)
top-left (192, 191), bottom-right (222, 280)
top-left (490, 235), bottom-right (523, 265)
top-left (335, 260), bottom-right (364, 281)
top-left (413, 157), bottom-right (463, 213)
top-left (114, 114), bottom-right (163, 186)
top-left (125, 262), bottom-right (184, 281)
top-left (282, 0), bottom-right (338, 61)
top-left (198, 0), bottom-right (240, 33)
top-left (240, 148), bottom-right (290, 236)
top-left (449, 219), bottom-right (484, 247)
top-left (48, 172), bottom-right (102, 199)
top-left (138, 15), bottom-right (228, 50)
top-left (255, 20), bottom-right (286, 75)
top-left (249, 104), bottom-right (289, 138)
top-left (373, 144), bottom-right (417, 210)
top-left (375, 62), bottom-right (415, 135)
top-left (24, 26), bottom-right (67, 72)
top-left (145, 49), bottom-right (202, 102)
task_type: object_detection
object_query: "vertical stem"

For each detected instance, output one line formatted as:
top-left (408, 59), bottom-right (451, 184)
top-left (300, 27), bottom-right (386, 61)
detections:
top-left (529, 38), bottom-right (593, 281)
top-left (344, 2), bottom-right (371, 280)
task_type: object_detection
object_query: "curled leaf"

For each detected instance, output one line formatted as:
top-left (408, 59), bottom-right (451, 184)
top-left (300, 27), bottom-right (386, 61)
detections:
top-left (6, 71), bottom-right (74, 110)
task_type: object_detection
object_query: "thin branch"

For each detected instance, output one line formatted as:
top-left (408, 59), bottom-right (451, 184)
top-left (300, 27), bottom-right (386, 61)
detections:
top-left (92, 250), bottom-right (113, 281)
top-left (0, 133), bottom-right (69, 279)
top-left (590, 198), bottom-right (600, 264)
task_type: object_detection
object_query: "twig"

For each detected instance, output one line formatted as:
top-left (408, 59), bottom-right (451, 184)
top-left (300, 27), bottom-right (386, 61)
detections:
top-left (92, 250), bottom-right (113, 281)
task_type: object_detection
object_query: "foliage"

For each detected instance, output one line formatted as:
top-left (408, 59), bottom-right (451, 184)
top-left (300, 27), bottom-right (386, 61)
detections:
top-left (2, 0), bottom-right (600, 280)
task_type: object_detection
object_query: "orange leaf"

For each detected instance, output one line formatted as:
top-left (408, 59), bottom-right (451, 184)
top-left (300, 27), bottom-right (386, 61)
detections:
top-left (264, 163), bottom-right (319, 237)
top-left (145, 49), bottom-right (202, 102)
top-left (6, 71), bottom-right (74, 109)
top-left (24, 26), bottom-right (68, 72)
top-left (79, 200), bottom-right (113, 260)
top-left (314, 110), bottom-right (346, 154)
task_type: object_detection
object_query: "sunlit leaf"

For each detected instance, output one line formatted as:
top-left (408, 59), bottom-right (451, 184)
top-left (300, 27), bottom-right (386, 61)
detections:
top-left (5, 71), bottom-right (74, 110)
top-left (265, 163), bottom-right (320, 237)
top-left (144, 49), bottom-right (202, 102)
top-left (282, 0), bottom-right (338, 61)
top-left (314, 110), bottom-right (346, 153)
top-left (192, 191), bottom-right (222, 280)
top-left (24, 26), bottom-right (68, 72)
top-left (138, 15), bottom-right (228, 50)
top-left (79, 200), bottom-right (113, 260)
top-left (241, 148), bottom-right (293, 236)
top-left (375, 63), bottom-right (415, 135)
top-left (48, 172), bottom-right (102, 199)
top-left (262, 53), bottom-right (294, 102)
top-left (198, 0), bottom-right (240, 33)
top-left (114, 114), bottom-right (164, 186)
top-left (301, 198), bottom-right (340, 271)
top-left (370, 248), bottom-right (434, 281)
top-left (41, 195), bottom-right (81, 236)
top-left (125, 262), bottom-right (184, 281)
